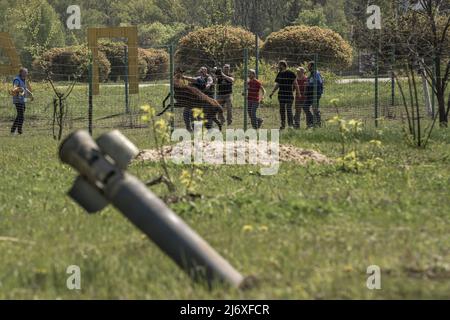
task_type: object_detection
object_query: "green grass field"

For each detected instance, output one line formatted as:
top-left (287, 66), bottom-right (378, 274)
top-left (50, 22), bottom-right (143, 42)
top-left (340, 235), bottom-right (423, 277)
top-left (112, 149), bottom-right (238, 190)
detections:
top-left (1, 121), bottom-right (449, 299)
top-left (0, 79), bottom-right (449, 299)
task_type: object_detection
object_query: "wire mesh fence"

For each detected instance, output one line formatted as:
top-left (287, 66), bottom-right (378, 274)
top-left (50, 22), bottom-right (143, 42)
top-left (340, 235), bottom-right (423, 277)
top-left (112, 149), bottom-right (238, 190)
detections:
top-left (1, 43), bottom-right (172, 137)
top-left (1, 42), bottom-right (443, 137)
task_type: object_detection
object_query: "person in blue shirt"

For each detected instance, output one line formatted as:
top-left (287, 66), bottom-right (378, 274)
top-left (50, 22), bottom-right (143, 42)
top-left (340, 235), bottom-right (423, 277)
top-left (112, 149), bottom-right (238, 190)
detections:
top-left (306, 61), bottom-right (324, 127)
top-left (10, 67), bottom-right (33, 135)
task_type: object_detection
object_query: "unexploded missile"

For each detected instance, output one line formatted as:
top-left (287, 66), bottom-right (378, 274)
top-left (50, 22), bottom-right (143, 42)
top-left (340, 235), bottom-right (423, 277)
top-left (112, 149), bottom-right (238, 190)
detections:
top-left (59, 130), bottom-right (245, 288)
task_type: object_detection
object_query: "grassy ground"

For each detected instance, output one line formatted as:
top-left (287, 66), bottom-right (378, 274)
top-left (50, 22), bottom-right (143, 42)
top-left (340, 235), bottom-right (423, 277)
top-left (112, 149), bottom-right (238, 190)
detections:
top-left (0, 120), bottom-right (449, 299)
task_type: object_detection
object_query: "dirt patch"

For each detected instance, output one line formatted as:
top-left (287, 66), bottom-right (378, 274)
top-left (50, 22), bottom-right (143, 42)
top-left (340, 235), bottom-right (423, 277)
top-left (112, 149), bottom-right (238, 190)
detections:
top-left (136, 141), bottom-right (332, 166)
top-left (277, 144), bottom-right (332, 165)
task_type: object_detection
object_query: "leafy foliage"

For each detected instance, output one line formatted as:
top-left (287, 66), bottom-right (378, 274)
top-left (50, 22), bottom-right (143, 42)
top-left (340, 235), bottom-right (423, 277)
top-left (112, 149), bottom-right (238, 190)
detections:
top-left (262, 25), bottom-right (353, 69)
top-left (139, 48), bottom-right (169, 80)
top-left (295, 8), bottom-right (328, 28)
top-left (98, 41), bottom-right (148, 82)
top-left (5, 0), bottom-right (66, 65)
top-left (138, 22), bottom-right (188, 47)
top-left (32, 45), bottom-right (111, 81)
top-left (33, 42), bottom-right (169, 82)
top-left (176, 25), bottom-right (261, 70)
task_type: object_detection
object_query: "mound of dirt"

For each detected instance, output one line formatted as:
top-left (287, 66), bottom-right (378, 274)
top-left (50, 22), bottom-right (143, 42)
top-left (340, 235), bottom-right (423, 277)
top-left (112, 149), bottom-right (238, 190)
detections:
top-left (277, 144), bottom-right (332, 164)
top-left (136, 141), bottom-right (331, 166)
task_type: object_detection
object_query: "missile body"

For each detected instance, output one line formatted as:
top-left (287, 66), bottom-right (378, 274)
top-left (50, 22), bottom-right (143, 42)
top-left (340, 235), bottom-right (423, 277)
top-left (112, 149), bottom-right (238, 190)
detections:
top-left (60, 130), bottom-right (244, 288)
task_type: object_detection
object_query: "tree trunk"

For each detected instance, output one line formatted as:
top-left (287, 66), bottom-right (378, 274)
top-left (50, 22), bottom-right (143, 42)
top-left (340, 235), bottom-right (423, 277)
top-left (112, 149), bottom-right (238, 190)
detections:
top-left (434, 56), bottom-right (448, 127)
top-left (437, 92), bottom-right (447, 127)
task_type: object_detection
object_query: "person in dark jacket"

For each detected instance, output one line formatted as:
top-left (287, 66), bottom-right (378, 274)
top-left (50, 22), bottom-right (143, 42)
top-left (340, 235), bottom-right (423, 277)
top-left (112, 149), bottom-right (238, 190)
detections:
top-left (305, 61), bottom-right (324, 127)
top-left (215, 64), bottom-right (234, 126)
top-left (269, 60), bottom-right (300, 130)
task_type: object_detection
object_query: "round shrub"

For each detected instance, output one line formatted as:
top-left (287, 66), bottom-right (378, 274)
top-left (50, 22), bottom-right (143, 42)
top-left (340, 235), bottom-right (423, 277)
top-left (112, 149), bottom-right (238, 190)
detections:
top-left (262, 25), bottom-right (353, 69)
top-left (139, 48), bottom-right (169, 80)
top-left (176, 25), bottom-right (261, 71)
top-left (32, 46), bottom-right (111, 82)
top-left (98, 41), bottom-right (149, 81)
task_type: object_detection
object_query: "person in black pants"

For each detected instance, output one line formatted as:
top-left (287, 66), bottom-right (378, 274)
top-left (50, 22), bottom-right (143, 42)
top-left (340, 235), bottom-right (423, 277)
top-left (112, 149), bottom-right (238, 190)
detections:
top-left (11, 68), bottom-right (33, 135)
top-left (306, 61), bottom-right (324, 127)
top-left (294, 67), bottom-right (314, 129)
top-left (269, 61), bottom-right (300, 130)
top-left (11, 103), bottom-right (26, 134)
top-left (215, 64), bottom-right (234, 126)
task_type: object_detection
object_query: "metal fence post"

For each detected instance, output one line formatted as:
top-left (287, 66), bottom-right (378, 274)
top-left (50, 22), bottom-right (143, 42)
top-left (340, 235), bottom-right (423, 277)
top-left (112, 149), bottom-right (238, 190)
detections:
top-left (313, 53), bottom-right (318, 125)
top-left (431, 55), bottom-right (435, 118)
top-left (88, 59), bottom-right (93, 136)
top-left (255, 35), bottom-right (259, 79)
top-left (375, 51), bottom-right (379, 127)
top-left (243, 48), bottom-right (248, 131)
top-left (391, 46), bottom-right (395, 111)
top-left (124, 46), bottom-right (130, 114)
top-left (169, 44), bottom-right (175, 132)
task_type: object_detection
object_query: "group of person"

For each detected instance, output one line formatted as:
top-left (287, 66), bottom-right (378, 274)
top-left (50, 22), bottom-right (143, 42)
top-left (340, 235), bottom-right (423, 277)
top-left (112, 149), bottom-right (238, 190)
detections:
top-left (181, 65), bottom-right (235, 129)
top-left (175, 59), bottom-right (323, 132)
top-left (248, 59), bottom-right (324, 130)
top-left (269, 60), bottom-right (324, 130)
top-left (9, 60), bottom-right (323, 135)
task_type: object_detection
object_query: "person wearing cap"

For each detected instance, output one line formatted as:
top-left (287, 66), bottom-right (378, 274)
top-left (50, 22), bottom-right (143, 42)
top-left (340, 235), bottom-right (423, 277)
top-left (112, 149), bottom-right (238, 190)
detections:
top-left (215, 64), bottom-right (234, 126)
top-left (294, 67), bottom-right (313, 129)
top-left (10, 67), bottom-right (33, 135)
top-left (247, 69), bottom-right (265, 129)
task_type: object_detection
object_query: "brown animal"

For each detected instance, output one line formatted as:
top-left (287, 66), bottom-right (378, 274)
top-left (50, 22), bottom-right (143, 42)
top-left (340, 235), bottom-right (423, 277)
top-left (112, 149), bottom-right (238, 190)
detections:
top-left (160, 79), bottom-right (224, 131)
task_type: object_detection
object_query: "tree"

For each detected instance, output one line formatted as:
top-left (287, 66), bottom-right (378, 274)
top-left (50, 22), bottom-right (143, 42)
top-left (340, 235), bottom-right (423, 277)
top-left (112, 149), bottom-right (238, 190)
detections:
top-left (413, 0), bottom-right (450, 127)
top-left (138, 22), bottom-right (187, 47)
top-left (114, 0), bottom-right (165, 26)
top-left (233, 0), bottom-right (309, 37)
top-left (176, 0), bottom-right (233, 27)
top-left (351, 0), bottom-right (450, 126)
top-left (6, 0), bottom-right (66, 66)
top-left (322, 0), bottom-right (349, 37)
top-left (295, 8), bottom-right (328, 28)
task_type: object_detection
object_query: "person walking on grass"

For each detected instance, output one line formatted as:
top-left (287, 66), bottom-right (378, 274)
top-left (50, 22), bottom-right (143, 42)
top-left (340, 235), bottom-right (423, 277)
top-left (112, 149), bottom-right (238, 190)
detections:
top-left (215, 64), bottom-right (235, 126)
top-left (247, 69), bottom-right (266, 129)
top-left (10, 67), bottom-right (33, 135)
top-left (269, 60), bottom-right (300, 130)
top-left (306, 61), bottom-right (324, 127)
top-left (294, 67), bottom-right (313, 129)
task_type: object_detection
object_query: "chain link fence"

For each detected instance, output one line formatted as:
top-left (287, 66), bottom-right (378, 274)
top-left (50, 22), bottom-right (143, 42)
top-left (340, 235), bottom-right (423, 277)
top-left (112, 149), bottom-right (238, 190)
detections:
top-left (1, 42), bottom-right (442, 137)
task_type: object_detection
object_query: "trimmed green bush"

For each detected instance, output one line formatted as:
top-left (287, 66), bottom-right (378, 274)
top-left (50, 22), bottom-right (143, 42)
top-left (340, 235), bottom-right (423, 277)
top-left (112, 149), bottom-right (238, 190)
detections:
top-left (176, 25), bottom-right (261, 71)
top-left (32, 46), bottom-right (111, 82)
top-left (98, 41), bottom-right (148, 81)
top-left (34, 43), bottom-right (169, 83)
top-left (139, 48), bottom-right (169, 80)
top-left (262, 25), bottom-right (353, 69)
top-left (98, 42), bottom-right (169, 81)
